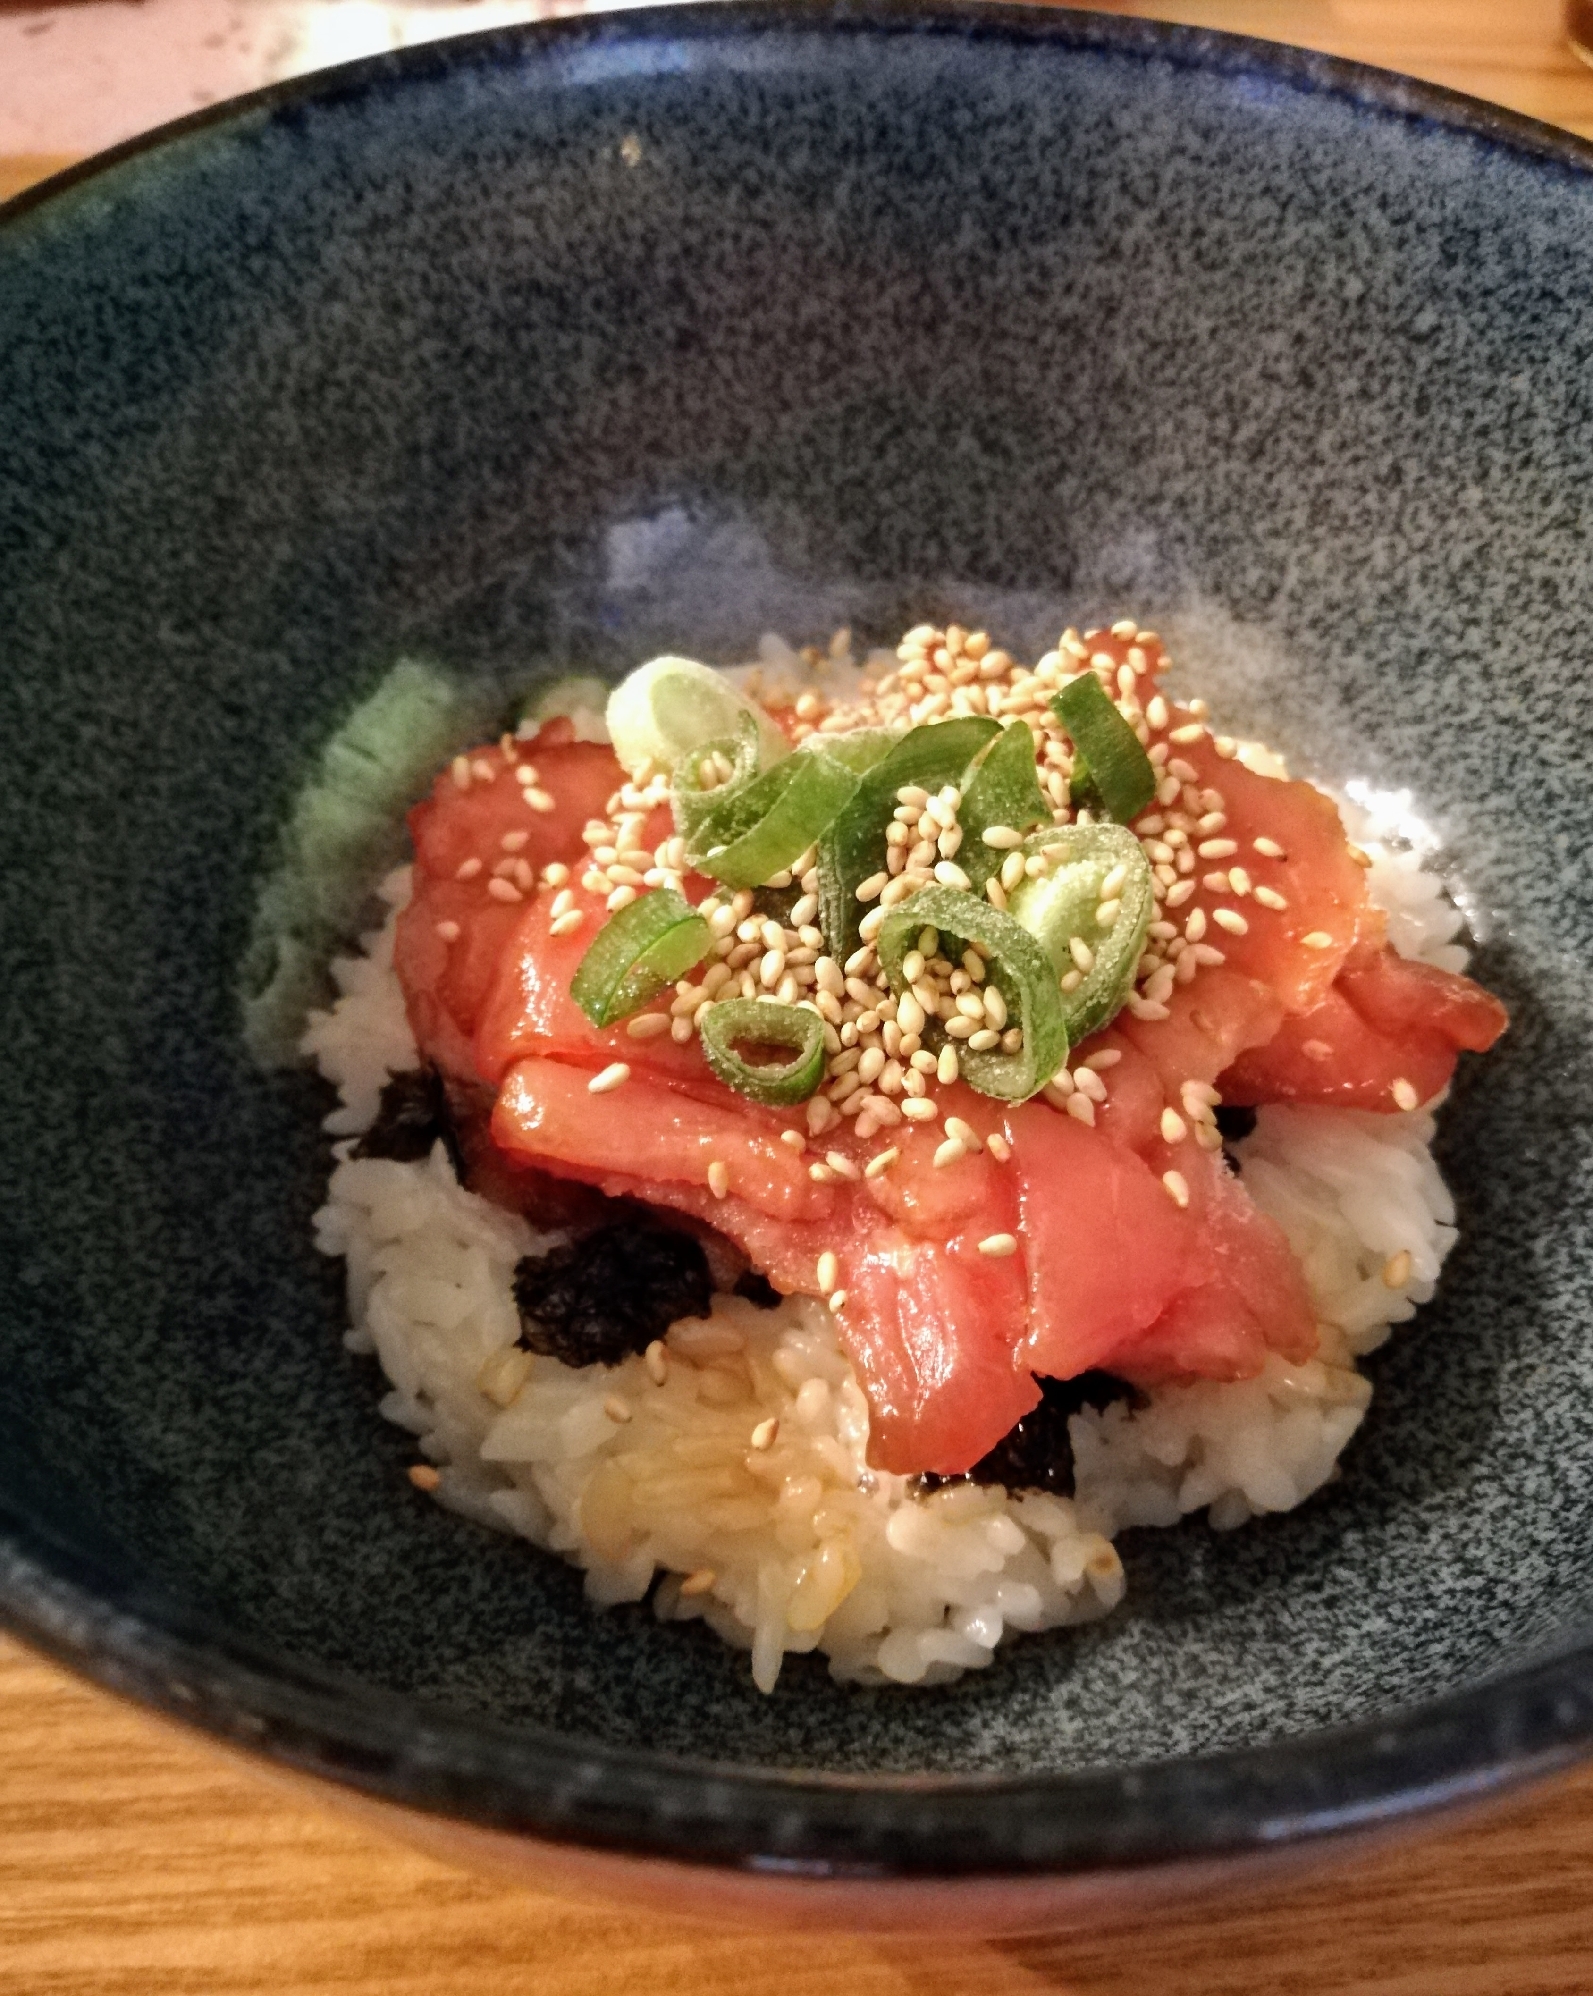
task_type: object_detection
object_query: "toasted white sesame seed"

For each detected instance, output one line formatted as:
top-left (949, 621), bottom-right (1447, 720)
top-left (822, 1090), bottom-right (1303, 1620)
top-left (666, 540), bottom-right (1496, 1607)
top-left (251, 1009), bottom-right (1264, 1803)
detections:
top-left (816, 1251), bottom-right (838, 1295)
top-left (487, 877), bottom-right (523, 903)
top-left (934, 860), bottom-right (972, 891)
top-left (626, 1011), bottom-right (670, 1039)
top-left (1162, 1170), bottom-right (1190, 1208)
top-left (1071, 1066), bottom-right (1106, 1103)
top-left (680, 1568), bottom-right (716, 1598)
top-left (1301, 930), bottom-right (1334, 950)
top-left (944, 1116), bottom-right (982, 1151)
top-left (980, 825), bottom-right (1025, 849)
top-left (434, 919), bottom-right (461, 942)
top-left (933, 1137), bottom-right (969, 1169)
top-left (1197, 839), bottom-right (1238, 859)
top-left (855, 871), bottom-right (890, 902)
top-left (603, 1394), bottom-right (633, 1425)
top-left (1391, 1077), bottom-right (1420, 1111)
top-left (1253, 836), bottom-right (1287, 859)
top-left (1069, 935), bottom-right (1096, 974)
top-left (409, 1462), bottom-right (442, 1491)
top-left (644, 1339), bottom-right (668, 1385)
top-left (1382, 1249), bottom-right (1413, 1289)
top-left (1253, 885), bottom-right (1289, 911)
top-left (978, 1233), bottom-right (1018, 1257)
top-left (1065, 1092), bottom-right (1096, 1126)
top-left (750, 1416), bottom-right (780, 1451)
top-left (1160, 1107), bottom-right (1188, 1144)
top-left (705, 1159), bottom-right (731, 1198)
top-left (809, 1162), bottom-right (838, 1182)
top-left (826, 1151), bottom-right (862, 1181)
top-left (1169, 723), bottom-right (1205, 744)
top-left (587, 1062), bottom-right (631, 1095)
top-left (864, 1146), bottom-right (900, 1178)
top-left (1212, 907), bottom-right (1249, 935)
top-left (1228, 866), bottom-right (1252, 897)
top-left (456, 856), bottom-right (484, 881)
top-left (524, 788), bottom-right (556, 812)
top-left (901, 1098), bottom-right (939, 1122)
top-left (985, 1131), bottom-right (1012, 1163)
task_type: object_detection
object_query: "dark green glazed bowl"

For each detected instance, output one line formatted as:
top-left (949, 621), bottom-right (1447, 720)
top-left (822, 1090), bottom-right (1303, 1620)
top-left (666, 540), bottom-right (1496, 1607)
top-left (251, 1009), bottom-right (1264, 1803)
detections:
top-left (2, 3), bottom-right (1592, 1924)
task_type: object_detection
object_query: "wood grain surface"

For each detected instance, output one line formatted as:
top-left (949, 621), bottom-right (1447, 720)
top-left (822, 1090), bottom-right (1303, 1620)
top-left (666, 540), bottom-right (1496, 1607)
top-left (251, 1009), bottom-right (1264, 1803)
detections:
top-left (5, 5), bottom-right (1593, 1993)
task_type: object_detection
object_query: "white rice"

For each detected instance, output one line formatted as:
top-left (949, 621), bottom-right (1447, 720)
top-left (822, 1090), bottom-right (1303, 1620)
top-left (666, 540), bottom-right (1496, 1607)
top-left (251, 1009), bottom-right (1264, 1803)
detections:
top-left (302, 739), bottom-right (1467, 1691)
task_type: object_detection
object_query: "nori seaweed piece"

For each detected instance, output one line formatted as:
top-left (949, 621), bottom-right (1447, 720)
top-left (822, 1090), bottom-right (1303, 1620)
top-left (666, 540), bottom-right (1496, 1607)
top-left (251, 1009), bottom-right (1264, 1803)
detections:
top-left (918, 1372), bottom-right (1140, 1500)
top-left (514, 1224), bottom-right (714, 1369)
top-left (352, 1068), bottom-right (463, 1175)
top-left (734, 1269), bottom-right (783, 1310)
top-left (1213, 1103), bottom-right (1258, 1144)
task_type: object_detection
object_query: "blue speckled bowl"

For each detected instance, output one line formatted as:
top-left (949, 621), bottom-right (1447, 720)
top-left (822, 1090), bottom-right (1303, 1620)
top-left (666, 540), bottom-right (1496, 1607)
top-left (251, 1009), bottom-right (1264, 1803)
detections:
top-left (3, 2), bottom-right (1592, 1926)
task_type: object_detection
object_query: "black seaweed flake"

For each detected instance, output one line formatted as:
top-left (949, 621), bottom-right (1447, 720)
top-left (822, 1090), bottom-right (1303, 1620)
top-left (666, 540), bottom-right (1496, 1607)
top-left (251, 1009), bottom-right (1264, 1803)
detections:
top-left (733, 1269), bottom-right (783, 1310)
top-left (919, 1372), bottom-right (1140, 1499)
top-left (514, 1224), bottom-right (714, 1369)
top-left (352, 1068), bottom-right (463, 1174)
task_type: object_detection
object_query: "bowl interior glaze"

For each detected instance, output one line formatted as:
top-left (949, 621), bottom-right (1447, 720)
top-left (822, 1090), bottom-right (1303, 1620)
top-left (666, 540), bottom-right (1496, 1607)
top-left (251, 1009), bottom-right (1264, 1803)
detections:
top-left (2, 1), bottom-right (1592, 1875)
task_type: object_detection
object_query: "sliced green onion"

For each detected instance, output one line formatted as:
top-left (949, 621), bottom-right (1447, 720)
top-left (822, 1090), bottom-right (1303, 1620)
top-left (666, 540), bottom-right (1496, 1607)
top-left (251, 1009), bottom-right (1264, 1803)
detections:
top-left (685, 744), bottom-right (861, 890)
top-left (955, 720), bottom-right (1052, 888)
top-left (671, 713), bottom-right (763, 848)
top-left (1005, 824), bottom-right (1154, 1041)
top-left (876, 885), bottom-right (1069, 1103)
top-left (1051, 674), bottom-right (1157, 824)
top-left (817, 716), bottom-right (1000, 963)
top-left (570, 889), bottom-right (712, 1028)
top-left (698, 999), bottom-right (826, 1105)
top-left (606, 655), bottom-right (788, 779)
top-left (808, 727), bottom-right (898, 775)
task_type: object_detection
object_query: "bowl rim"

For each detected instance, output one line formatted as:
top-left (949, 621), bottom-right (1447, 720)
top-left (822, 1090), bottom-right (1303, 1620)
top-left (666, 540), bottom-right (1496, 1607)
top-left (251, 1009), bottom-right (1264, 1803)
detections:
top-left (4, 0), bottom-right (1593, 1882)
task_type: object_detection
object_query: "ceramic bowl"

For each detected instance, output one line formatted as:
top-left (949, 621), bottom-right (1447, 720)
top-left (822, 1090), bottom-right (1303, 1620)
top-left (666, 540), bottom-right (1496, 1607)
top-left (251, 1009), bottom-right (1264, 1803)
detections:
top-left (3, 2), bottom-right (1592, 1931)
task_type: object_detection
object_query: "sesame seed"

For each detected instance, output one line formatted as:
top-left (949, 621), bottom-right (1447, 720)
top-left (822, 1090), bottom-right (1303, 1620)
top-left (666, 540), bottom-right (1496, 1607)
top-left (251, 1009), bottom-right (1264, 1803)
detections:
top-left (750, 1417), bottom-right (780, 1450)
top-left (487, 877), bottom-right (523, 903)
top-left (817, 1251), bottom-right (838, 1294)
top-left (825, 1151), bottom-right (862, 1182)
top-left (978, 1233), bottom-right (1018, 1257)
top-left (1228, 867), bottom-right (1252, 896)
top-left (1253, 836), bottom-right (1287, 858)
top-left (855, 870), bottom-right (890, 902)
top-left (981, 825), bottom-right (1025, 849)
top-left (933, 1137), bottom-right (969, 1169)
top-left (434, 919), bottom-right (461, 942)
top-left (549, 887), bottom-right (576, 918)
top-left (809, 1162), bottom-right (838, 1182)
top-left (1301, 930), bottom-right (1334, 950)
top-left (607, 885), bottom-right (638, 913)
top-left (934, 859), bottom-right (972, 891)
top-left (1253, 885), bottom-right (1289, 911)
top-left (1162, 1170), bottom-right (1190, 1208)
top-left (643, 1339), bottom-right (668, 1385)
top-left (456, 856), bottom-right (483, 881)
top-left (549, 910), bottom-right (585, 938)
top-left (1065, 1092), bottom-right (1096, 1126)
top-left (625, 1012), bottom-right (670, 1040)
top-left (826, 1290), bottom-right (847, 1315)
top-left (524, 788), bottom-right (556, 812)
top-left (864, 1146), bottom-right (900, 1178)
top-left (1380, 1249), bottom-right (1414, 1290)
top-left (1169, 723), bottom-right (1205, 744)
top-left (1213, 736), bottom-right (1238, 759)
top-left (588, 1062), bottom-right (631, 1094)
top-left (985, 1131), bottom-right (1012, 1163)
top-left (604, 1394), bottom-right (633, 1424)
top-left (1069, 935), bottom-right (1096, 974)
top-left (680, 1568), bottom-right (716, 1598)
top-left (1072, 1066), bottom-right (1107, 1103)
top-left (1391, 1077), bottom-right (1420, 1112)
top-left (1211, 907), bottom-right (1249, 935)
top-left (1197, 838), bottom-right (1238, 859)
top-left (500, 829), bottom-right (530, 853)
top-left (944, 1116), bottom-right (982, 1151)
top-left (450, 755), bottom-right (472, 788)
top-left (408, 1463), bottom-right (442, 1490)
top-left (901, 1098), bottom-right (939, 1122)
top-left (1160, 1107), bottom-right (1188, 1144)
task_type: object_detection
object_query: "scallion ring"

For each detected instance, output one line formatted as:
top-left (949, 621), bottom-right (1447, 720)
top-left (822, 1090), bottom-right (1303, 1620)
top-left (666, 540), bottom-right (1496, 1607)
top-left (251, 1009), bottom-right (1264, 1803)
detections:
top-left (1004, 824), bottom-right (1154, 1041)
top-left (876, 885), bottom-right (1070, 1103)
top-left (686, 745), bottom-right (861, 890)
top-left (698, 999), bottom-right (827, 1105)
top-left (1051, 673), bottom-right (1157, 824)
top-left (955, 719), bottom-right (1052, 888)
top-left (570, 889), bottom-right (712, 1028)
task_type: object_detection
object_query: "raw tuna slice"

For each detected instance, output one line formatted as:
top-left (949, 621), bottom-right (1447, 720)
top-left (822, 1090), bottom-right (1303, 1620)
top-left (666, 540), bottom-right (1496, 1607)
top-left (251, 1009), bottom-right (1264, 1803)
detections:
top-left (1221, 945), bottom-right (1507, 1110)
top-left (395, 726), bottom-right (623, 1079)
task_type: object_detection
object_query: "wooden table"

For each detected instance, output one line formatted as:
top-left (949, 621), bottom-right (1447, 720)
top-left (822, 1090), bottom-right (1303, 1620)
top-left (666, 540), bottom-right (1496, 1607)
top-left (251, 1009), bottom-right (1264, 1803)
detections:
top-left (5, 5), bottom-right (1593, 1992)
